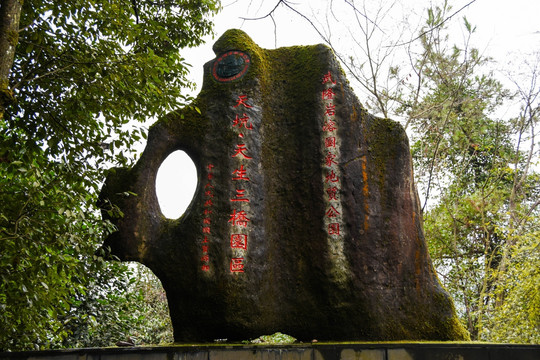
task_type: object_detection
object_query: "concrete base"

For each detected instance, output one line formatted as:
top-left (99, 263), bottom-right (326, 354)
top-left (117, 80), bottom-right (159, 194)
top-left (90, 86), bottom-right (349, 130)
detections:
top-left (1, 343), bottom-right (539, 360)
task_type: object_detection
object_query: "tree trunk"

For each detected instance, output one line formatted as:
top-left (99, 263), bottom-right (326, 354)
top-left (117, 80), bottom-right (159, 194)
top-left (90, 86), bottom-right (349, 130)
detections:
top-left (0, 0), bottom-right (23, 120)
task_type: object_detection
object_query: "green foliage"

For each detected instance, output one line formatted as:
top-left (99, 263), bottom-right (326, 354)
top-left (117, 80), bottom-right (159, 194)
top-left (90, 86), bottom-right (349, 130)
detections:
top-left (398, 4), bottom-right (540, 343)
top-left (0, 123), bottom-right (109, 349)
top-left (249, 332), bottom-right (297, 345)
top-left (9, 0), bottom-right (219, 168)
top-left (60, 263), bottom-right (173, 348)
top-left (484, 230), bottom-right (540, 343)
top-left (1, 0), bottom-right (219, 351)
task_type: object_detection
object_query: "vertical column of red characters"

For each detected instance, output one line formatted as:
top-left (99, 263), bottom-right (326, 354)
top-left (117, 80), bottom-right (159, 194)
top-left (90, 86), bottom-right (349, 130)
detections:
top-left (321, 71), bottom-right (344, 254)
top-left (228, 95), bottom-right (254, 274)
top-left (200, 163), bottom-right (215, 272)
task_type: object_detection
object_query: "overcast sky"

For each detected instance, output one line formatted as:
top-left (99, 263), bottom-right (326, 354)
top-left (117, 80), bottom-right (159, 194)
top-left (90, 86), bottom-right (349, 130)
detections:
top-left (155, 0), bottom-right (540, 219)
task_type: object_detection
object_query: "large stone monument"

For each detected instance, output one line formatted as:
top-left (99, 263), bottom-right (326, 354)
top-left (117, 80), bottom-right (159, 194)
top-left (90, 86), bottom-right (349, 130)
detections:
top-left (99, 29), bottom-right (469, 342)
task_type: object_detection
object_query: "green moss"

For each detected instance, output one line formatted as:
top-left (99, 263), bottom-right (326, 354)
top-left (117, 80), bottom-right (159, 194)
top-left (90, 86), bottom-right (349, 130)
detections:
top-left (258, 43), bottom-right (328, 169)
top-left (430, 290), bottom-right (471, 340)
top-left (158, 98), bottom-right (209, 142)
top-left (249, 332), bottom-right (297, 345)
top-left (7, 30), bottom-right (18, 46)
top-left (390, 286), bottom-right (470, 341)
top-left (366, 116), bottom-right (408, 199)
top-left (1, 83), bottom-right (15, 105)
top-left (212, 29), bottom-right (258, 54)
top-left (201, 29), bottom-right (268, 93)
top-left (136, 340), bottom-right (488, 347)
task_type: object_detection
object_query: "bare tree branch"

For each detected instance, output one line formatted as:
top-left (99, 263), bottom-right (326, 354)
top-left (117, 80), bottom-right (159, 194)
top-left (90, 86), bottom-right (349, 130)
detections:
top-left (240, 0), bottom-right (285, 21)
top-left (391, 0), bottom-right (478, 48)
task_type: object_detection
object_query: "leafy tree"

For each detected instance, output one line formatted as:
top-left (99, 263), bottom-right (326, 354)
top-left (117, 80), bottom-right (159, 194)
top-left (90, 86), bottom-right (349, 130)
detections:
top-left (59, 263), bottom-right (173, 348)
top-left (0, 130), bottom-right (106, 349)
top-left (485, 227), bottom-right (540, 343)
top-left (1, 0), bottom-right (219, 351)
top-left (395, 5), bottom-right (540, 342)
top-left (482, 54), bottom-right (540, 342)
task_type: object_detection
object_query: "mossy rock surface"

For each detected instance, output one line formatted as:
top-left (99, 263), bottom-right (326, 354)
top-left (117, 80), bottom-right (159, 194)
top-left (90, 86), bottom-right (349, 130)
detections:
top-left (99, 29), bottom-right (469, 342)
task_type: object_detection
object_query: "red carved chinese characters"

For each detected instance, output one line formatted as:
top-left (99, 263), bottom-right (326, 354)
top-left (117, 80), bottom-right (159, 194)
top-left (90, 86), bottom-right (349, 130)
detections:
top-left (328, 223), bottom-right (340, 235)
top-left (230, 234), bottom-right (248, 250)
top-left (200, 163), bottom-right (216, 272)
top-left (231, 144), bottom-right (252, 159)
top-left (232, 113), bottom-right (253, 130)
top-left (204, 199), bottom-right (213, 207)
top-left (325, 136), bottom-right (336, 148)
top-left (326, 186), bottom-right (339, 200)
top-left (228, 209), bottom-right (250, 227)
top-left (229, 95), bottom-right (256, 273)
top-left (321, 71), bottom-right (344, 242)
top-left (233, 95), bottom-right (253, 108)
top-left (231, 189), bottom-right (250, 202)
top-left (232, 165), bottom-right (250, 181)
top-left (322, 71), bottom-right (337, 85)
top-left (325, 152), bottom-right (337, 167)
top-left (230, 258), bottom-right (245, 272)
top-left (326, 205), bottom-right (341, 218)
top-left (325, 170), bottom-right (340, 183)
top-left (322, 88), bottom-right (335, 100)
top-left (323, 120), bottom-right (337, 132)
top-left (325, 104), bottom-right (336, 117)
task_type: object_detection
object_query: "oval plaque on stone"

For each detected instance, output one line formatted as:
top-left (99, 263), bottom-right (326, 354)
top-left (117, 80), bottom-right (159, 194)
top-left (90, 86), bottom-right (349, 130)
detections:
top-left (212, 50), bottom-right (251, 82)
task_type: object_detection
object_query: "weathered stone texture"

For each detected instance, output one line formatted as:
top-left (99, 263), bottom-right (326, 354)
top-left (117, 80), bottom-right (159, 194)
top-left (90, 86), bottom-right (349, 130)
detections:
top-left (99, 29), bottom-right (469, 342)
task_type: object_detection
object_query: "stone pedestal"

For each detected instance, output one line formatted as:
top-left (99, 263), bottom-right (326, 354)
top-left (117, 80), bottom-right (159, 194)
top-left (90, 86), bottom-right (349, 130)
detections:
top-left (3, 344), bottom-right (540, 360)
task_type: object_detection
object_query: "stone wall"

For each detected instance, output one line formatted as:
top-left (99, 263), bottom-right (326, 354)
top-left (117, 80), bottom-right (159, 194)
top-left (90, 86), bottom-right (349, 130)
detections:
top-left (2, 344), bottom-right (539, 360)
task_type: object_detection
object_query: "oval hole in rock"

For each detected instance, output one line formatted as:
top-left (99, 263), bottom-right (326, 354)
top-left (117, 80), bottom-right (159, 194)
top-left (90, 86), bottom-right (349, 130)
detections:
top-left (155, 150), bottom-right (197, 219)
